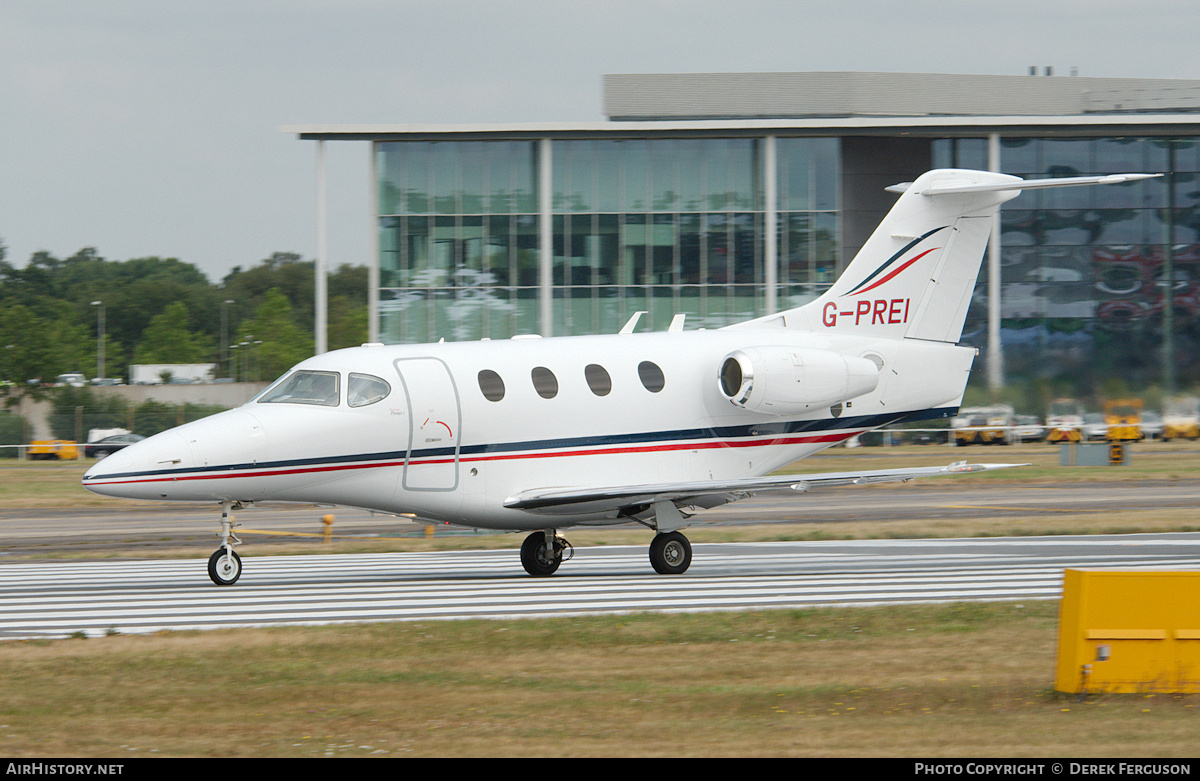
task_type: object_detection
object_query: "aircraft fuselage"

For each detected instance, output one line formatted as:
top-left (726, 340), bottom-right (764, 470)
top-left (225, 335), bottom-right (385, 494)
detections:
top-left (82, 327), bottom-right (973, 530)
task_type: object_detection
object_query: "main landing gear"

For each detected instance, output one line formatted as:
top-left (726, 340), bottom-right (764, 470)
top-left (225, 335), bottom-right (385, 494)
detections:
top-left (520, 530), bottom-right (573, 577)
top-left (649, 531), bottom-right (692, 575)
top-left (208, 501), bottom-right (244, 586)
top-left (518, 528), bottom-right (693, 576)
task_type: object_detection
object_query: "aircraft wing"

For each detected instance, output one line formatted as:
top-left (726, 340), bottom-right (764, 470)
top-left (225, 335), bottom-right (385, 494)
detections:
top-left (503, 461), bottom-right (1026, 516)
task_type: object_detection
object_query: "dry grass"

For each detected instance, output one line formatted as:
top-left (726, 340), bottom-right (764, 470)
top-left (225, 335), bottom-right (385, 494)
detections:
top-left (2, 447), bottom-right (1199, 757)
top-left (0, 603), bottom-right (1195, 757)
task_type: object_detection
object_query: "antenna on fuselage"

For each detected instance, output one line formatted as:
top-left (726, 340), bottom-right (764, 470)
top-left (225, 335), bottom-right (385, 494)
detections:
top-left (619, 311), bottom-right (647, 334)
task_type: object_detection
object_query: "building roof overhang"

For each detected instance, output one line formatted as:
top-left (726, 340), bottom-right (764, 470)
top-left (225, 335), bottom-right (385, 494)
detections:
top-left (283, 114), bottom-right (1200, 142)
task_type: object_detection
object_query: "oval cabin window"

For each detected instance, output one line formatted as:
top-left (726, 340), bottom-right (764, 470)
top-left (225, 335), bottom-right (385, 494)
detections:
top-left (584, 364), bottom-right (611, 396)
top-left (531, 366), bottom-right (558, 399)
top-left (638, 361), bottom-right (665, 393)
top-left (478, 370), bottom-right (505, 402)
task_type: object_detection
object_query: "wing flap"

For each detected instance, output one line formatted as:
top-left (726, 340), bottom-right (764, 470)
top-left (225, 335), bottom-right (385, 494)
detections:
top-left (503, 461), bottom-right (1026, 515)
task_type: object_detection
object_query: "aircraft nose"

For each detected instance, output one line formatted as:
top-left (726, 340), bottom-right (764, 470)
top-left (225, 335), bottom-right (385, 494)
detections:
top-left (81, 431), bottom-right (196, 499)
top-left (81, 410), bottom-right (268, 501)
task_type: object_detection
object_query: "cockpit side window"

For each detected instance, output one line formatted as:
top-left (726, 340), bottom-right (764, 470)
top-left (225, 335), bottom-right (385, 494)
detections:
top-left (258, 370), bottom-right (340, 407)
top-left (348, 373), bottom-right (391, 407)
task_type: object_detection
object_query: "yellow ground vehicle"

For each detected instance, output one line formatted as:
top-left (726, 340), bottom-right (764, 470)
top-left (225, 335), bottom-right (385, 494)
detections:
top-left (1163, 396), bottom-right (1200, 441)
top-left (1045, 399), bottom-right (1083, 443)
top-left (952, 405), bottom-right (1014, 446)
top-left (1104, 399), bottom-right (1143, 442)
top-left (27, 440), bottom-right (80, 460)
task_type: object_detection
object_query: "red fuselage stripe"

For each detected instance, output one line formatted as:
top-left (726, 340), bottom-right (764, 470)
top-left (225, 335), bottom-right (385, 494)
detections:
top-left (84, 430), bottom-right (861, 487)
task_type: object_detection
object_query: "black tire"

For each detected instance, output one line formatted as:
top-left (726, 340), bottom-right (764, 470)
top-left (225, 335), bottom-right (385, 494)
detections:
top-left (649, 531), bottom-right (692, 575)
top-left (208, 548), bottom-right (242, 586)
top-left (520, 532), bottom-right (563, 577)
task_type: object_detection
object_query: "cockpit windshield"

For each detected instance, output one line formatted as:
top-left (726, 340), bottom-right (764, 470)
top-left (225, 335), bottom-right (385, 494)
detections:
top-left (258, 370), bottom-right (340, 407)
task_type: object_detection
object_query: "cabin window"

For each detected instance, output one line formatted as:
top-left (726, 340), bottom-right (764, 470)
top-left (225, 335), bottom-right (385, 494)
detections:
top-left (348, 373), bottom-right (391, 407)
top-left (584, 364), bottom-right (611, 396)
top-left (638, 361), bottom-right (665, 393)
top-left (258, 370), bottom-right (340, 407)
top-left (531, 366), bottom-right (558, 399)
top-left (478, 369), bottom-right (505, 402)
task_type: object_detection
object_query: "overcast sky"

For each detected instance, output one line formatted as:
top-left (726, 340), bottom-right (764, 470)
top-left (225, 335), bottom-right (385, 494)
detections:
top-left (3, 0), bottom-right (1199, 284)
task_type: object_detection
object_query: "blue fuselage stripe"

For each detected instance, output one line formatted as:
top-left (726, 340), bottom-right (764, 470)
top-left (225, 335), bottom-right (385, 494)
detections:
top-left (83, 406), bottom-right (958, 483)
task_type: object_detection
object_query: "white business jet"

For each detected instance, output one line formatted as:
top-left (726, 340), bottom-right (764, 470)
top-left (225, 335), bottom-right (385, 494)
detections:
top-left (82, 169), bottom-right (1156, 584)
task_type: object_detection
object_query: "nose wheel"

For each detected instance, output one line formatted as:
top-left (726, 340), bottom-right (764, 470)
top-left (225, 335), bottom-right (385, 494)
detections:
top-left (208, 501), bottom-right (244, 585)
top-left (208, 548), bottom-right (242, 586)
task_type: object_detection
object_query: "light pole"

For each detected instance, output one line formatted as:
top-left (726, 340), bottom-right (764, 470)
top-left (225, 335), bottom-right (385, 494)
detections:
top-left (220, 299), bottom-right (234, 379)
top-left (1163, 142), bottom-right (1178, 396)
top-left (90, 301), bottom-right (105, 381)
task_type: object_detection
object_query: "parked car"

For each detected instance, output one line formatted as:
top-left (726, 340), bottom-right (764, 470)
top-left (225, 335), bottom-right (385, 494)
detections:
top-left (84, 434), bottom-right (145, 459)
top-left (1082, 413), bottom-right (1109, 441)
top-left (1140, 411), bottom-right (1163, 440)
top-left (1013, 415), bottom-right (1045, 442)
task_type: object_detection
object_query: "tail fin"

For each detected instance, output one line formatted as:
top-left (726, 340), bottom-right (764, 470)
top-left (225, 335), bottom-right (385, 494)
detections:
top-left (733, 169), bottom-right (1158, 342)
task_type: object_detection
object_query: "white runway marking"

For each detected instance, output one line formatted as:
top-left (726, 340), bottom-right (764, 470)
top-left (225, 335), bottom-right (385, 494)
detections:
top-left (3, 535), bottom-right (1199, 640)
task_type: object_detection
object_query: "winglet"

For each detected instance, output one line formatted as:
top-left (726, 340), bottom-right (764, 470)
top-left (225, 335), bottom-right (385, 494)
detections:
top-left (946, 461), bottom-right (1030, 473)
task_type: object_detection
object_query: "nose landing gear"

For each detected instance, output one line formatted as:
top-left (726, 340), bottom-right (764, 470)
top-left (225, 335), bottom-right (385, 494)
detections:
top-left (208, 501), bottom-right (244, 586)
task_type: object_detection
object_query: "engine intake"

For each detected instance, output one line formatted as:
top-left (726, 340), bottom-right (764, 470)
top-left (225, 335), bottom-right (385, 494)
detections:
top-left (718, 346), bottom-right (880, 415)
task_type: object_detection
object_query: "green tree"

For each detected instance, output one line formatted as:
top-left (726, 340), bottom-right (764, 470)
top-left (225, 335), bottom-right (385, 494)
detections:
top-left (36, 302), bottom-right (93, 380)
top-left (235, 288), bottom-right (313, 381)
top-left (133, 301), bottom-right (215, 364)
top-left (0, 304), bottom-right (41, 383)
top-left (328, 294), bottom-right (369, 350)
top-left (222, 253), bottom-right (315, 334)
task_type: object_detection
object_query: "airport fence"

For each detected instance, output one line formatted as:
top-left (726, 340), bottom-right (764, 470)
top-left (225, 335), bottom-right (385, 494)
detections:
top-left (0, 413), bottom-right (27, 457)
top-left (0, 403), bottom-right (228, 458)
top-left (45, 401), bottom-right (229, 442)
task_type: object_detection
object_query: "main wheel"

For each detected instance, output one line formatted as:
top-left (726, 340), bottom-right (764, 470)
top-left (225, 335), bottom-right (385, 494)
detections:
top-left (649, 531), bottom-right (692, 575)
top-left (520, 532), bottom-right (563, 577)
top-left (208, 548), bottom-right (242, 586)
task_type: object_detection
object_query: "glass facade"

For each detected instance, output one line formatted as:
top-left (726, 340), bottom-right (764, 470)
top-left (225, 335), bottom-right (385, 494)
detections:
top-left (376, 137), bottom-right (839, 342)
top-left (378, 141), bottom-right (540, 342)
top-left (375, 132), bottom-right (1199, 392)
top-left (935, 136), bottom-right (1200, 389)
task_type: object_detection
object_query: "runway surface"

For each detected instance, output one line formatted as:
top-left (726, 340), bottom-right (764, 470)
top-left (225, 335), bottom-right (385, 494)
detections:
top-left (3, 533), bottom-right (1199, 640)
top-left (4, 478), bottom-right (1200, 554)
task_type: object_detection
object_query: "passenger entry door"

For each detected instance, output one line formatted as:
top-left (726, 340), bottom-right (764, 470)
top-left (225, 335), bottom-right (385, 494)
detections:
top-left (394, 357), bottom-right (461, 491)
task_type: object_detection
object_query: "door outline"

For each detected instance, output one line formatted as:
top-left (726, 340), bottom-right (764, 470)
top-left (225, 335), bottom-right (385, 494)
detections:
top-left (394, 357), bottom-right (462, 492)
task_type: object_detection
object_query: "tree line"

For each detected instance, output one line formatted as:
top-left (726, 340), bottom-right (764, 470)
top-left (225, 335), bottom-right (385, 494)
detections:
top-left (0, 240), bottom-right (368, 388)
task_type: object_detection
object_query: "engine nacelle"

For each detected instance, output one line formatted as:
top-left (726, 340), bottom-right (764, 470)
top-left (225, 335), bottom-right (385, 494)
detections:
top-left (718, 346), bottom-right (880, 415)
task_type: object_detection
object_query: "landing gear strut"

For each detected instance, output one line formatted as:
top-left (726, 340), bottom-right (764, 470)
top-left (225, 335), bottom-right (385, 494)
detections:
top-left (208, 501), bottom-right (244, 586)
top-left (520, 530), bottom-right (572, 577)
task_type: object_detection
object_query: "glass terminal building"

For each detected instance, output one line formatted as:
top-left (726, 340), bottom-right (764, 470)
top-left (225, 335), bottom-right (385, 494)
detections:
top-left (375, 135), bottom-right (839, 340)
top-left (288, 72), bottom-right (1200, 392)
